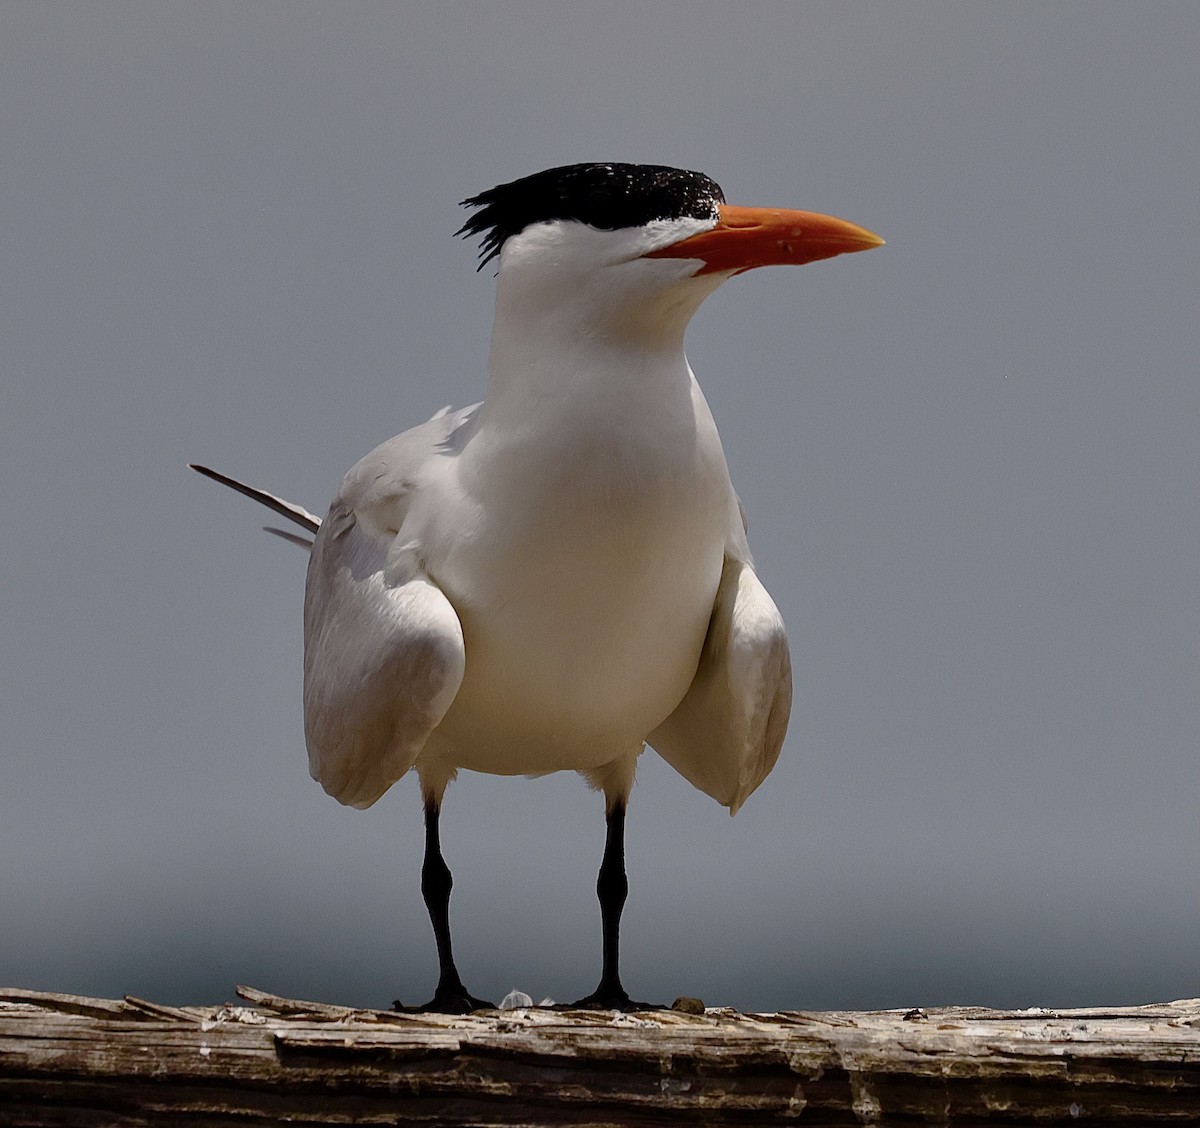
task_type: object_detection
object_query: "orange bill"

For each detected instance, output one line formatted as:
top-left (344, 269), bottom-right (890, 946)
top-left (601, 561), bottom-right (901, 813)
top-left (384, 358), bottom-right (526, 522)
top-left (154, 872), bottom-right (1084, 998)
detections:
top-left (647, 204), bottom-right (884, 274)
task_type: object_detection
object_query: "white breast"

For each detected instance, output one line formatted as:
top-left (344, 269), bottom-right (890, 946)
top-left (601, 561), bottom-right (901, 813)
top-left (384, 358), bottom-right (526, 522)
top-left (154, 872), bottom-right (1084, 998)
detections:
top-left (420, 371), bottom-right (736, 776)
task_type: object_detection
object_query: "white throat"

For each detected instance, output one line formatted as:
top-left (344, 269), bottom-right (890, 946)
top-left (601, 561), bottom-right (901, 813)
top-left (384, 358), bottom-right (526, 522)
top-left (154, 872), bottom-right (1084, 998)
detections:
top-left (477, 223), bottom-right (728, 441)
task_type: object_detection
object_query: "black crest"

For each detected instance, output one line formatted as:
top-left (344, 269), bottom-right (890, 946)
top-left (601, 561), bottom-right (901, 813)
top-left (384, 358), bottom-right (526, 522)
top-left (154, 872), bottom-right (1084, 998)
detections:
top-left (457, 163), bottom-right (724, 269)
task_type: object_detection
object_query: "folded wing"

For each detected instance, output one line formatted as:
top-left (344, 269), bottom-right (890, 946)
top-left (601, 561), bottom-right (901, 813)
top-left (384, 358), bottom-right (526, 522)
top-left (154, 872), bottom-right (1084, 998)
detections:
top-left (303, 500), bottom-right (465, 809)
top-left (301, 407), bottom-right (479, 810)
top-left (648, 554), bottom-right (791, 815)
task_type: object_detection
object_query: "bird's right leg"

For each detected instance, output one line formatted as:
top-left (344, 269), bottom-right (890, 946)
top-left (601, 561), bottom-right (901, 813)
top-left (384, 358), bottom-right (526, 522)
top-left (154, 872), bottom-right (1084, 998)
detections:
top-left (394, 796), bottom-right (494, 1014)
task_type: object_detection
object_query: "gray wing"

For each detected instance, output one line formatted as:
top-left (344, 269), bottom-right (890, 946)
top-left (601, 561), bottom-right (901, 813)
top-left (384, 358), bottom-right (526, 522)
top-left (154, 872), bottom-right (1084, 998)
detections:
top-left (648, 554), bottom-right (791, 815)
top-left (303, 502), bottom-right (464, 809)
top-left (301, 406), bottom-right (479, 809)
top-left (193, 406), bottom-right (479, 809)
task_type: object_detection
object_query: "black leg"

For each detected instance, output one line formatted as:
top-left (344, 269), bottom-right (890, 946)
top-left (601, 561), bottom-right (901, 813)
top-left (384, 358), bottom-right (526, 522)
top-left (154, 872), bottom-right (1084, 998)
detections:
top-left (394, 799), bottom-right (494, 1014)
top-left (568, 800), bottom-right (659, 1011)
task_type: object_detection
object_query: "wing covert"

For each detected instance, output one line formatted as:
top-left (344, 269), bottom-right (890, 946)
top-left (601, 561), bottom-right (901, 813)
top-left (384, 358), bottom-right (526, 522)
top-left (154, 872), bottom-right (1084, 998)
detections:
top-left (648, 555), bottom-right (791, 815)
top-left (303, 500), bottom-right (465, 809)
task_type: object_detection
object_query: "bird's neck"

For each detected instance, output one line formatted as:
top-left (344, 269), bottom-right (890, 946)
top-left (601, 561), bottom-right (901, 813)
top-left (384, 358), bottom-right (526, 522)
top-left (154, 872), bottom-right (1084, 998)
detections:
top-left (478, 279), bottom-right (703, 437)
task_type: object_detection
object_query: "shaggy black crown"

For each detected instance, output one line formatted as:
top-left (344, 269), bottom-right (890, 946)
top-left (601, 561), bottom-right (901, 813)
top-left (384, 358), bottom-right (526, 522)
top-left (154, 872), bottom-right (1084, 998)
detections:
top-left (458, 163), bottom-right (724, 269)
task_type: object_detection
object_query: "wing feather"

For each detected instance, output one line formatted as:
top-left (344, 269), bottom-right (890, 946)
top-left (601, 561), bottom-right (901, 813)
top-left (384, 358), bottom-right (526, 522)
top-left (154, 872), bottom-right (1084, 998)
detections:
top-left (648, 555), bottom-right (791, 815)
top-left (303, 499), bottom-right (464, 809)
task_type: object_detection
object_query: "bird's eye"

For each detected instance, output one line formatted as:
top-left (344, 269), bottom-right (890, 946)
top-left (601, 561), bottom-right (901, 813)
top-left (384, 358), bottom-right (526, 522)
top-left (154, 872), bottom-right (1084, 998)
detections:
top-left (582, 188), bottom-right (622, 231)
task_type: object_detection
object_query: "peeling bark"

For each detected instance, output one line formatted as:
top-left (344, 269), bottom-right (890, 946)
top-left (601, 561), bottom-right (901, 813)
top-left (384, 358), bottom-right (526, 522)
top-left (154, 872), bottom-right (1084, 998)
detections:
top-left (1, 986), bottom-right (1198, 1125)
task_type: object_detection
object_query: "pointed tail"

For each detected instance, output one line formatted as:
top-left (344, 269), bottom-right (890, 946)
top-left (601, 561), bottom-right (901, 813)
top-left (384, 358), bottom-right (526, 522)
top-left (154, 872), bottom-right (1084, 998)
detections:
top-left (189, 463), bottom-right (321, 548)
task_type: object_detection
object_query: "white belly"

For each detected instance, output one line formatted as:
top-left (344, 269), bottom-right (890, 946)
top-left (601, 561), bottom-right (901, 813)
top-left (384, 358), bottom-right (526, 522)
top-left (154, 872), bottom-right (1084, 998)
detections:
top-left (423, 418), bottom-right (732, 775)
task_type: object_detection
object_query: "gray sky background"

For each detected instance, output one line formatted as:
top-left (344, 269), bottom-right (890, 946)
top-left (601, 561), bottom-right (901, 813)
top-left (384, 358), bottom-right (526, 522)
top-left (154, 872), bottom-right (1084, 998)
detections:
top-left (2, 2), bottom-right (1197, 1012)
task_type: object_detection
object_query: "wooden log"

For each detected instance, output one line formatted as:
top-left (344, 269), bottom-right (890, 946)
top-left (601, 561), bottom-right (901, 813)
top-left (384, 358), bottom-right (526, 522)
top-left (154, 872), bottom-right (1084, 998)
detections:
top-left (1, 986), bottom-right (1198, 1125)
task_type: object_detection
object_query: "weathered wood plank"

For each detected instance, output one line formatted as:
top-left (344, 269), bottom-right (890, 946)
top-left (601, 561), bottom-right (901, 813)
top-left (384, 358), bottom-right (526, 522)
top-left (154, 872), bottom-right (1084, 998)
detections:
top-left (1, 988), bottom-right (1197, 1125)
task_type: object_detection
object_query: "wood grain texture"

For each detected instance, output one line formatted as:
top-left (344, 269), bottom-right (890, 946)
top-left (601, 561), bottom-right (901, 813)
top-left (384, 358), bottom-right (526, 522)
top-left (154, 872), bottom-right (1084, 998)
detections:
top-left (2, 986), bottom-right (1198, 1125)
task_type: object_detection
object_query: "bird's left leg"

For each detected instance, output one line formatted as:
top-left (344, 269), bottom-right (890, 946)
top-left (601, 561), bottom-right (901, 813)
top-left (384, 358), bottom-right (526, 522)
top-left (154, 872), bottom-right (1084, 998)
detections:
top-left (568, 772), bottom-right (661, 1012)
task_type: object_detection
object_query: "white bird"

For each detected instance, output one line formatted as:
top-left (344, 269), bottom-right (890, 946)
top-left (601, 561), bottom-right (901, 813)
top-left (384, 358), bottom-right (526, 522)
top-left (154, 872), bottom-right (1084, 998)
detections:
top-left (193, 162), bottom-right (882, 1013)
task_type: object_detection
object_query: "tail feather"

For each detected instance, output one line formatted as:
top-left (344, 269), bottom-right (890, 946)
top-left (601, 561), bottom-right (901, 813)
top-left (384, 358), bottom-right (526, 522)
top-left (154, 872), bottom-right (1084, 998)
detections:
top-left (189, 463), bottom-right (322, 536)
top-left (264, 526), bottom-right (316, 551)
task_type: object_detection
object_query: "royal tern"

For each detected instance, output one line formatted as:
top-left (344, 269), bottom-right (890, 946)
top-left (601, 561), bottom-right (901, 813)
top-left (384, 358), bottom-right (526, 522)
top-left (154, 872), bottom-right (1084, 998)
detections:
top-left (194, 162), bottom-right (882, 1012)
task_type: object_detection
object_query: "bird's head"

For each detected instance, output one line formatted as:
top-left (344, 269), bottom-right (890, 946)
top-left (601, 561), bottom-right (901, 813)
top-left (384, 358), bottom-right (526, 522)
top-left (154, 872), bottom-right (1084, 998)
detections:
top-left (458, 162), bottom-right (883, 342)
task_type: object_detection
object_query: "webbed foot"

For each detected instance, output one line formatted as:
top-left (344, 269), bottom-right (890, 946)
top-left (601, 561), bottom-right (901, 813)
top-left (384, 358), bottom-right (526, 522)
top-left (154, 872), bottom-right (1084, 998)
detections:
top-left (559, 982), bottom-right (661, 1012)
top-left (393, 986), bottom-right (495, 1014)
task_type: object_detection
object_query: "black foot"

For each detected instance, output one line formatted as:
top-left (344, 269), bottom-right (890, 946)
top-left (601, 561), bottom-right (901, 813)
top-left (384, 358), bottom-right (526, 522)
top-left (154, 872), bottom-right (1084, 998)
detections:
top-left (559, 984), bottom-right (661, 1013)
top-left (393, 988), bottom-right (495, 1015)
